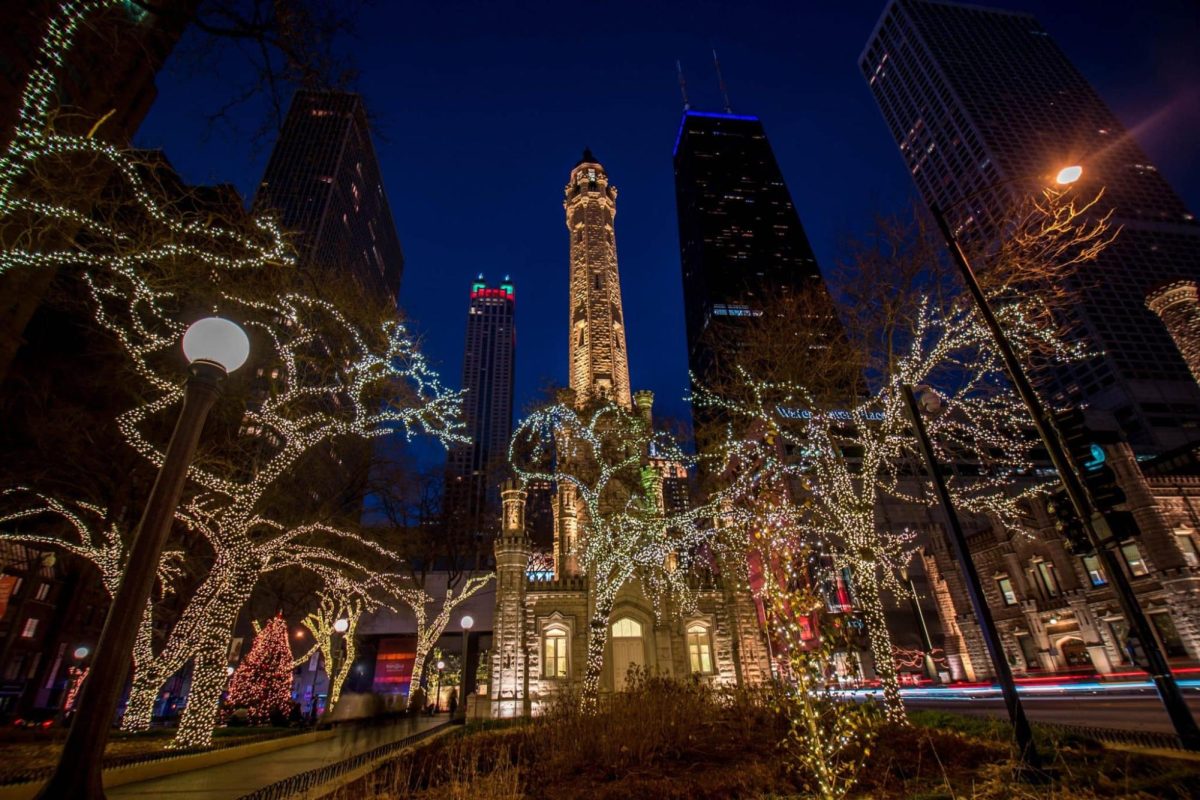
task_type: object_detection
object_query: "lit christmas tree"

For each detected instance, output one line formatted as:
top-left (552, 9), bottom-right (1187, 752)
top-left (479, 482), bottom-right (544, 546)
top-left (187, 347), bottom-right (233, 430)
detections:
top-left (227, 614), bottom-right (294, 725)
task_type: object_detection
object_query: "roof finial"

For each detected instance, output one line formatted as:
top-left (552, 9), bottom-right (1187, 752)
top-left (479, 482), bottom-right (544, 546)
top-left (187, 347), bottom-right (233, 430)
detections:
top-left (676, 59), bottom-right (691, 111)
top-left (712, 48), bottom-right (732, 113)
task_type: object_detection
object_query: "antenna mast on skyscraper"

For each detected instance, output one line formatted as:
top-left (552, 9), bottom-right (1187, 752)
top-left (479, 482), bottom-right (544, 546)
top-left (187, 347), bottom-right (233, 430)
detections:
top-left (676, 60), bottom-right (691, 110)
top-left (712, 49), bottom-right (732, 113)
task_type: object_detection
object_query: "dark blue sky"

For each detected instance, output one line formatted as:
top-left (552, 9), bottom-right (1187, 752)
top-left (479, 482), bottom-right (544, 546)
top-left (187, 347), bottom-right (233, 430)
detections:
top-left (137, 0), bottom-right (1200, 433)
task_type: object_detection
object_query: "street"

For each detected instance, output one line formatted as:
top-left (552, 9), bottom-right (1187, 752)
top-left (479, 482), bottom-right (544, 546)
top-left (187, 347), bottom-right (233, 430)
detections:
top-left (863, 682), bottom-right (1200, 734)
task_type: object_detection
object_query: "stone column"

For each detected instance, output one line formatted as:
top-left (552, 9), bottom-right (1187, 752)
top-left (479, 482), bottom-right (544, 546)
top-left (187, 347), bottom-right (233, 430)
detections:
top-left (491, 480), bottom-right (530, 718)
top-left (1147, 280), bottom-right (1200, 385)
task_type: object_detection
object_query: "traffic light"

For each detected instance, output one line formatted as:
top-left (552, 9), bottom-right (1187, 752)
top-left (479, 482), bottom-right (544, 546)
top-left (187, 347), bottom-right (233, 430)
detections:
top-left (1046, 488), bottom-right (1092, 555)
top-left (1053, 409), bottom-right (1126, 512)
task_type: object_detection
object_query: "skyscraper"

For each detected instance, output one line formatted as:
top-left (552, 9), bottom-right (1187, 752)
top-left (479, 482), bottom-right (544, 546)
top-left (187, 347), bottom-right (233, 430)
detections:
top-left (566, 149), bottom-right (632, 409)
top-left (861, 0), bottom-right (1200, 451)
top-left (254, 90), bottom-right (404, 305)
top-left (673, 109), bottom-right (835, 435)
top-left (445, 275), bottom-right (516, 542)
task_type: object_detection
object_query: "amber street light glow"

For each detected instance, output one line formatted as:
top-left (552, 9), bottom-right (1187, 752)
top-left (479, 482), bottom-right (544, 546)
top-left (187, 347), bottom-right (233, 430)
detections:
top-left (1055, 165), bottom-right (1083, 185)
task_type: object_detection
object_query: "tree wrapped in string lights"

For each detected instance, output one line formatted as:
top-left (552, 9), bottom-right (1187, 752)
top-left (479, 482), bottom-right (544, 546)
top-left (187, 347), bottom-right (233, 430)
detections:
top-left (297, 578), bottom-right (409, 711)
top-left (395, 574), bottom-right (492, 709)
top-left (509, 399), bottom-right (730, 709)
top-left (97, 284), bottom-right (466, 748)
top-left (0, 488), bottom-right (186, 688)
top-left (227, 613), bottom-right (294, 725)
top-left (0, 0), bottom-right (467, 752)
top-left (696, 193), bottom-right (1112, 723)
top-left (0, 268), bottom-right (464, 748)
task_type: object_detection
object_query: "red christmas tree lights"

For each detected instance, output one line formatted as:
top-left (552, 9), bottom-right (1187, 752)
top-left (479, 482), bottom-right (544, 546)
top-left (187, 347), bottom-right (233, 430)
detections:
top-left (227, 613), bottom-right (294, 724)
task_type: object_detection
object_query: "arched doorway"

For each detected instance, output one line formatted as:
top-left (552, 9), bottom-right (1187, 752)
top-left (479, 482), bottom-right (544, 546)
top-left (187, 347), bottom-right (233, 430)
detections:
top-left (1059, 637), bottom-right (1094, 669)
top-left (610, 617), bottom-right (644, 691)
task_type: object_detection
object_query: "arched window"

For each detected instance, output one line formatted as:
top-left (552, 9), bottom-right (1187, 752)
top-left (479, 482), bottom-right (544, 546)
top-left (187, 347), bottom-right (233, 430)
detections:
top-left (611, 618), bottom-right (642, 638)
top-left (687, 623), bottom-right (713, 674)
top-left (543, 626), bottom-right (568, 678)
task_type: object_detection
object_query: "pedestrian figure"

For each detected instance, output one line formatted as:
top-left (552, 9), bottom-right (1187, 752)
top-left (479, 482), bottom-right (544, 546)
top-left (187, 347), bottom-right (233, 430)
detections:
top-left (448, 688), bottom-right (458, 717)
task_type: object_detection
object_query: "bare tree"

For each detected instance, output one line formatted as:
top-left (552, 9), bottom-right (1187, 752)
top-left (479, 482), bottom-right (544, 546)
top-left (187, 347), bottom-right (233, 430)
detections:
top-left (696, 190), bottom-right (1114, 722)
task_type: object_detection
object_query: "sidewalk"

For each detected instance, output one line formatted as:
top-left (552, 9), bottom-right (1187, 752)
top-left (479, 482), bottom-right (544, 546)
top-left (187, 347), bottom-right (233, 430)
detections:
top-left (108, 714), bottom-right (448, 800)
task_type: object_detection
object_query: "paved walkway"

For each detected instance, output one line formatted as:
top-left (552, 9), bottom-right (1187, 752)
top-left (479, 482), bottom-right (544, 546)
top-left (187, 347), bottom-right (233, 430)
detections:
top-left (108, 714), bottom-right (449, 800)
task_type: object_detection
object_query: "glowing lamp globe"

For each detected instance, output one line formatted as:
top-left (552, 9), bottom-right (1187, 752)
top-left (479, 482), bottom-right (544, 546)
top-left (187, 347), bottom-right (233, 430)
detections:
top-left (460, 615), bottom-right (474, 630)
top-left (1055, 165), bottom-right (1082, 185)
top-left (73, 646), bottom-right (90, 659)
top-left (226, 665), bottom-right (235, 676)
top-left (333, 618), bottom-right (350, 634)
top-left (437, 660), bottom-right (446, 671)
top-left (182, 317), bottom-right (249, 373)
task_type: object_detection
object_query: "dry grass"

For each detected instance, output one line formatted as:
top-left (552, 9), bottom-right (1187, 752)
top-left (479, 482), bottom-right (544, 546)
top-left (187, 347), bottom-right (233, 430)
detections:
top-left (329, 679), bottom-right (1200, 799)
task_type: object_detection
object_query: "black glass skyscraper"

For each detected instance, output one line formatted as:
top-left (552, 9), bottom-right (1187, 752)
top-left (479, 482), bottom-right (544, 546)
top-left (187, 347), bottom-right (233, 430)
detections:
top-left (862, 0), bottom-right (1200, 451)
top-left (445, 275), bottom-right (516, 542)
top-left (673, 109), bottom-right (832, 430)
top-left (255, 90), bottom-right (404, 305)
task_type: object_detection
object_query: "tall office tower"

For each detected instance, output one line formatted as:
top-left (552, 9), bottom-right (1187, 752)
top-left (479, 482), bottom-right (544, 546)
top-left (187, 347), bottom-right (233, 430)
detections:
top-left (673, 110), bottom-right (835, 428)
top-left (862, 0), bottom-right (1200, 451)
top-left (254, 90), bottom-right (404, 305)
top-left (445, 275), bottom-right (517, 544)
top-left (565, 149), bottom-right (632, 409)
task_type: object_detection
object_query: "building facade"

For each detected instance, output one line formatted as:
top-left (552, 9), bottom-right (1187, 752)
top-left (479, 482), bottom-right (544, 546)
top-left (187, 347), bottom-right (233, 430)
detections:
top-left (445, 275), bottom-right (517, 546)
top-left (922, 441), bottom-right (1200, 680)
top-left (254, 90), bottom-right (404, 305)
top-left (672, 109), bottom-right (837, 437)
top-left (861, 0), bottom-right (1200, 452)
top-left (487, 153), bottom-right (770, 716)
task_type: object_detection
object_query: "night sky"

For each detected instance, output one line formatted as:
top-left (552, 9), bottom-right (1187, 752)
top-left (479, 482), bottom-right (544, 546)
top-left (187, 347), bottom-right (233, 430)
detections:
top-left (136, 0), bottom-right (1200, 447)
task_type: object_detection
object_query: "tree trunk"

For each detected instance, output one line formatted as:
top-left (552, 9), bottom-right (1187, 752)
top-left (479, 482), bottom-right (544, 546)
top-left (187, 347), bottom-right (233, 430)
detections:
top-left (169, 651), bottom-right (226, 749)
top-left (407, 645), bottom-right (429, 709)
top-left (120, 669), bottom-right (160, 732)
top-left (857, 574), bottom-right (906, 724)
top-left (121, 602), bottom-right (160, 732)
top-left (581, 592), bottom-right (615, 712)
top-left (168, 581), bottom-right (253, 749)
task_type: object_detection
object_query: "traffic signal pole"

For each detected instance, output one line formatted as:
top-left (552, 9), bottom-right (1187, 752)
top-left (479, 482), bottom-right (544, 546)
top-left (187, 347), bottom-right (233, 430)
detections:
top-left (932, 206), bottom-right (1200, 750)
top-left (903, 385), bottom-right (1040, 770)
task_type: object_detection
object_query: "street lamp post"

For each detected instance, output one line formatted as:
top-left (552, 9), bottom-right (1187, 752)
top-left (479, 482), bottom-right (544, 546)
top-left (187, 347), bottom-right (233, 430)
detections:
top-left (36, 317), bottom-right (248, 799)
top-left (902, 384), bottom-right (1039, 770)
top-left (930, 173), bottom-right (1200, 750)
top-left (435, 660), bottom-right (445, 714)
top-left (460, 614), bottom-right (474, 712)
top-left (898, 565), bottom-right (939, 685)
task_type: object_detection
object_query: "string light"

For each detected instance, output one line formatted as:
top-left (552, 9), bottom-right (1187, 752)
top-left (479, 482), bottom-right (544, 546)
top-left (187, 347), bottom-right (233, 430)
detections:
top-left (693, 259), bottom-right (1093, 725)
top-left (509, 401), bottom-right (735, 709)
top-left (396, 575), bottom-right (492, 708)
top-left (226, 613), bottom-right (293, 725)
top-left (0, 1), bottom-right (292, 282)
top-left (0, 0), bottom-right (469, 750)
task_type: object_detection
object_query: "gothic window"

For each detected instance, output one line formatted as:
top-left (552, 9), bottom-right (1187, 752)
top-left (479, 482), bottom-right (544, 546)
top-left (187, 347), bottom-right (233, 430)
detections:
top-left (1149, 612), bottom-right (1188, 658)
top-left (611, 618), bottom-right (642, 638)
top-left (996, 576), bottom-right (1017, 605)
top-left (1035, 560), bottom-right (1060, 597)
top-left (1175, 530), bottom-right (1200, 567)
top-left (543, 626), bottom-right (568, 678)
top-left (686, 623), bottom-right (713, 674)
top-left (1120, 543), bottom-right (1149, 576)
top-left (1082, 554), bottom-right (1107, 586)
